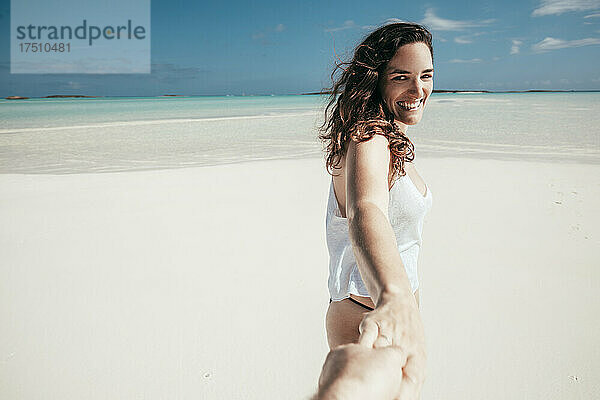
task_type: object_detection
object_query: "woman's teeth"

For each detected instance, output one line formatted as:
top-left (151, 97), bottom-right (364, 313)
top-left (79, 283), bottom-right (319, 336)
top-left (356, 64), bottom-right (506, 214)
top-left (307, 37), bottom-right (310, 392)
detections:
top-left (397, 98), bottom-right (423, 111)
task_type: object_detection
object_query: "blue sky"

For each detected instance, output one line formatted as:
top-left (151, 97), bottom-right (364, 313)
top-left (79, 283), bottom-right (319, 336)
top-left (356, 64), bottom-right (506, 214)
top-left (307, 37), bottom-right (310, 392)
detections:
top-left (1, 0), bottom-right (600, 96)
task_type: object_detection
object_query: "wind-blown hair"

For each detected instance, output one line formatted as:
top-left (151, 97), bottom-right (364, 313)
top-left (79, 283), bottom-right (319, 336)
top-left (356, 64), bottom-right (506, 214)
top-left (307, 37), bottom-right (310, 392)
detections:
top-left (318, 22), bottom-right (433, 184)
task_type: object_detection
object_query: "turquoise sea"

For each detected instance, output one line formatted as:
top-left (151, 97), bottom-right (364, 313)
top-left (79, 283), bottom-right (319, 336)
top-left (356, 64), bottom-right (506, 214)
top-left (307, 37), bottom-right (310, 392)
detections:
top-left (1, 93), bottom-right (599, 174)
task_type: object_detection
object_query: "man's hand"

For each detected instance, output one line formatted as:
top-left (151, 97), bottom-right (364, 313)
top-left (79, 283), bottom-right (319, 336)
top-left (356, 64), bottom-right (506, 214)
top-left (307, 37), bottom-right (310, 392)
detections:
top-left (317, 343), bottom-right (407, 400)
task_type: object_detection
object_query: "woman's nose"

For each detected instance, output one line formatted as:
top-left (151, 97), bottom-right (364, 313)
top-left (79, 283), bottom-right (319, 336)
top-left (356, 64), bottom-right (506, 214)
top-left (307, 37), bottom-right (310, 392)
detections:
top-left (409, 78), bottom-right (424, 97)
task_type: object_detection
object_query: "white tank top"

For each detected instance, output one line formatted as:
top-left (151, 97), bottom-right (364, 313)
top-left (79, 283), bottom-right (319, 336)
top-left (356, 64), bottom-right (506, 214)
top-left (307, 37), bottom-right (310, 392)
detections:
top-left (325, 173), bottom-right (433, 301)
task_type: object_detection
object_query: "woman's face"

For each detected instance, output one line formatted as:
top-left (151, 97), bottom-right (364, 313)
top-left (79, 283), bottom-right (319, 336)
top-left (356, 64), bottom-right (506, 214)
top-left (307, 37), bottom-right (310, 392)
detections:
top-left (377, 42), bottom-right (434, 129)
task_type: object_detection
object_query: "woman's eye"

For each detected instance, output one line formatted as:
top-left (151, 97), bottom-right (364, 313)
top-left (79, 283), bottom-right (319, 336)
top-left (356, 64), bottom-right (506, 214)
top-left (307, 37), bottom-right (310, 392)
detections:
top-left (422, 74), bottom-right (433, 79)
top-left (392, 76), bottom-right (407, 81)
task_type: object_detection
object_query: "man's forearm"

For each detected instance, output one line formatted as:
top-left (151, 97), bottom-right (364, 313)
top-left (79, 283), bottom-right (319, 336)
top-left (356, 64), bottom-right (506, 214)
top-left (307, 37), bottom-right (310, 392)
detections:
top-left (348, 202), bottom-right (413, 306)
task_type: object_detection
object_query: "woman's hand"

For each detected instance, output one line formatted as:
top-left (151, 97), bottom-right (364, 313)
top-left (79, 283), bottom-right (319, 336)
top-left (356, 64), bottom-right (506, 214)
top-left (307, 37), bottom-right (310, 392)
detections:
top-left (357, 291), bottom-right (426, 400)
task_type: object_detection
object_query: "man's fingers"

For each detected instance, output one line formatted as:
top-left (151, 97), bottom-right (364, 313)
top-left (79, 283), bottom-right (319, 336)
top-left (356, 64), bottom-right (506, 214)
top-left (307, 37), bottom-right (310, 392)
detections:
top-left (372, 335), bottom-right (391, 348)
top-left (357, 319), bottom-right (378, 347)
top-left (396, 355), bottom-right (425, 400)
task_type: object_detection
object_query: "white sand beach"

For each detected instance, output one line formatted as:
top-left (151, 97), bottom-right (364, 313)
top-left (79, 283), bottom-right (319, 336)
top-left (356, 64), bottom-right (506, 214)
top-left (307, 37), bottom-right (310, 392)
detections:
top-left (1, 156), bottom-right (599, 399)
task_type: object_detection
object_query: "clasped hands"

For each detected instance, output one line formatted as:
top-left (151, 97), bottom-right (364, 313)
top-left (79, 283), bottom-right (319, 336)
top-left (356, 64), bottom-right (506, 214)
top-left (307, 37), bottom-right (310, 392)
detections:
top-left (316, 294), bottom-right (426, 400)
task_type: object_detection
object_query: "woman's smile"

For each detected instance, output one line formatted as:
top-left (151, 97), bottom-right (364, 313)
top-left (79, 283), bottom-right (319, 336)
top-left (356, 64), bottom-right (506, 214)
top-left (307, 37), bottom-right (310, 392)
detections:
top-left (378, 41), bottom-right (434, 127)
top-left (396, 97), bottom-right (425, 111)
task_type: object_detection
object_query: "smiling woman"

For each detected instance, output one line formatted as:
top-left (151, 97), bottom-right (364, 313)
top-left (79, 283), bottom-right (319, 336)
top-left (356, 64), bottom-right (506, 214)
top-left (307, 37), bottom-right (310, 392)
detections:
top-left (315, 22), bottom-right (435, 399)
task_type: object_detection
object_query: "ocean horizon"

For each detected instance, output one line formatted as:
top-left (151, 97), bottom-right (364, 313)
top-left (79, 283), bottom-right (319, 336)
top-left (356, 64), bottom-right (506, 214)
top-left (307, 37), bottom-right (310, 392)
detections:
top-left (4, 89), bottom-right (600, 99)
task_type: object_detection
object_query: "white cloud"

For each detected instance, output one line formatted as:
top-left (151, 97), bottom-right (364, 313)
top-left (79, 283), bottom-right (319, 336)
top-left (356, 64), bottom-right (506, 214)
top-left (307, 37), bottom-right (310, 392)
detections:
top-left (449, 58), bottom-right (483, 63)
top-left (510, 39), bottom-right (523, 54)
top-left (584, 12), bottom-right (600, 17)
top-left (454, 36), bottom-right (473, 44)
top-left (420, 8), bottom-right (495, 31)
top-left (324, 20), bottom-right (357, 32)
top-left (252, 24), bottom-right (285, 44)
top-left (532, 0), bottom-right (600, 17)
top-left (492, 56), bottom-right (501, 61)
top-left (532, 36), bottom-right (600, 52)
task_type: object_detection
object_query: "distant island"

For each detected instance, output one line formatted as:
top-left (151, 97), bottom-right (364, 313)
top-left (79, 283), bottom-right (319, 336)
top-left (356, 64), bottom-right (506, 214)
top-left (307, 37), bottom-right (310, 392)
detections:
top-left (4, 94), bottom-right (186, 100)
top-left (44, 95), bottom-right (98, 98)
top-left (4, 95), bottom-right (100, 99)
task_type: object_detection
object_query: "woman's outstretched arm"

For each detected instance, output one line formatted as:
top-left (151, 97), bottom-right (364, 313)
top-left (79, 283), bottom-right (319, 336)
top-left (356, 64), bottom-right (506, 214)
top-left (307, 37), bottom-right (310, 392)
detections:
top-left (344, 134), bottom-right (426, 398)
top-left (346, 134), bottom-right (415, 307)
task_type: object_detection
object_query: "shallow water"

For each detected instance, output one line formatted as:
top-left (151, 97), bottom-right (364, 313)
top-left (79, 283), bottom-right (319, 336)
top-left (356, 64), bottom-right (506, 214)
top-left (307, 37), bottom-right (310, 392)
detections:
top-left (0, 93), bottom-right (598, 174)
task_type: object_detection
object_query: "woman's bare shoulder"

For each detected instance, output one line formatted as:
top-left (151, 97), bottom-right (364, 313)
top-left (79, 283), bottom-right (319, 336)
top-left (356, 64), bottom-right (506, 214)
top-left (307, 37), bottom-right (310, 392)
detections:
top-left (344, 135), bottom-right (391, 218)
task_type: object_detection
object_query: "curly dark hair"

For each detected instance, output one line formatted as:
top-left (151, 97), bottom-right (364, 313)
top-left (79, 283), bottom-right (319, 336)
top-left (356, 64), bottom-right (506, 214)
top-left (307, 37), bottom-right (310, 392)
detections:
top-left (318, 22), bottom-right (434, 185)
